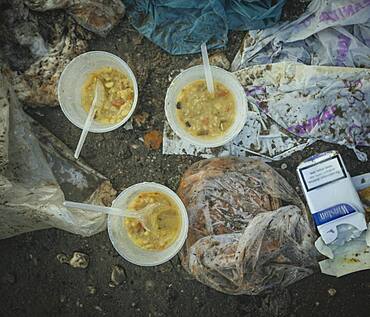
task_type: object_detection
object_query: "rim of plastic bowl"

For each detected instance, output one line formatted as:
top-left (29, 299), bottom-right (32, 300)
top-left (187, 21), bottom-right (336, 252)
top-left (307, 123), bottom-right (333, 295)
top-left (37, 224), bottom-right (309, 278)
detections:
top-left (107, 182), bottom-right (189, 266)
top-left (165, 65), bottom-right (246, 148)
top-left (57, 51), bottom-right (138, 133)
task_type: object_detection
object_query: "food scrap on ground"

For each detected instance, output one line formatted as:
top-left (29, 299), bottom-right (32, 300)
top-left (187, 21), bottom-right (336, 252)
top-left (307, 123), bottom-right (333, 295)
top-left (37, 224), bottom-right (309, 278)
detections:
top-left (56, 252), bottom-right (89, 269)
top-left (144, 130), bottom-right (163, 150)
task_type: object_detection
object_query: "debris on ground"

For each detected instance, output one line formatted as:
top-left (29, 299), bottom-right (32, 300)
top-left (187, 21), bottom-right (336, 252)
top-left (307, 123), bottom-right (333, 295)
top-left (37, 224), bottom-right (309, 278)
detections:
top-left (87, 285), bottom-right (97, 295)
top-left (94, 305), bottom-right (103, 312)
top-left (56, 253), bottom-right (70, 264)
top-left (144, 130), bottom-right (163, 150)
top-left (133, 112), bottom-right (150, 129)
top-left (0, 0), bottom-right (368, 314)
top-left (145, 280), bottom-right (155, 292)
top-left (56, 252), bottom-right (89, 269)
top-left (59, 294), bottom-right (66, 303)
top-left (110, 265), bottom-right (126, 287)
top-left (187, 53), bottom-right (231, 70)
top-left (69, 252), bottom-right (89, 269)
top-left (328, 288), bottom-right (337, 296)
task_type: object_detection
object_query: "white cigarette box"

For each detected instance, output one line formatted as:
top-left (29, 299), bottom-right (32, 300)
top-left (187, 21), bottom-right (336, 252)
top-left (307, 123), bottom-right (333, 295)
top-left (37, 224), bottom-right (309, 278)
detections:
top-left (297, 151), bottom-right (366, 245)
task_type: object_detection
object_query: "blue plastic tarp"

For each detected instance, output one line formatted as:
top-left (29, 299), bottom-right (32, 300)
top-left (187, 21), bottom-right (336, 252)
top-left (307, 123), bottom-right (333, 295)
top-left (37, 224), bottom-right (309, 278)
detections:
top-left (124, 0), bottom-right (287, 55)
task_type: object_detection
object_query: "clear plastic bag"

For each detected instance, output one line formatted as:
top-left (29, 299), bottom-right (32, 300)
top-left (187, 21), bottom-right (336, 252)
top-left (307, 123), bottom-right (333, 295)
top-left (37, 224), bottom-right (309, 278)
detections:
top-left (0, 69), bottom-right (116, 239)
top-left (178, 157), bottom-right (318, 295)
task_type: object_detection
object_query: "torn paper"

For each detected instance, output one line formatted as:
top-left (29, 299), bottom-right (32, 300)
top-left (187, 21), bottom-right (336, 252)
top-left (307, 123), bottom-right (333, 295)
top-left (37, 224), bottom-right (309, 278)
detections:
top-left (316, 173), bottom-right (370, 277)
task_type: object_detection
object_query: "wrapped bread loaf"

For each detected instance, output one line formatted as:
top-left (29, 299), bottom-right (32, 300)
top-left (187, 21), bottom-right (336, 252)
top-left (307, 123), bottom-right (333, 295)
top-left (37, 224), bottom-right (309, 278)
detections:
top-left (178, 157), bottom-right (317, 295)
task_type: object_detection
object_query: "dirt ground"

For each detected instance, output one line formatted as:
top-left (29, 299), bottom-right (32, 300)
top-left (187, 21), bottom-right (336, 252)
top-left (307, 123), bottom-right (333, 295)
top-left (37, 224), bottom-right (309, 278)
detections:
top-left (1, 1), bottom-right (370, 316)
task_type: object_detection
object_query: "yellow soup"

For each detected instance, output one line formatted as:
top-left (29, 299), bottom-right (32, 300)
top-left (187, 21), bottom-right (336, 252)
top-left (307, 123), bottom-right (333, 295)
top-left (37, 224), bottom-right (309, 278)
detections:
top-left (176, 80), bottom-right (236, 138)
top-left (123, 192), bottom-right (181, 251)
top-left (81, 67), bottom-right (134, 124)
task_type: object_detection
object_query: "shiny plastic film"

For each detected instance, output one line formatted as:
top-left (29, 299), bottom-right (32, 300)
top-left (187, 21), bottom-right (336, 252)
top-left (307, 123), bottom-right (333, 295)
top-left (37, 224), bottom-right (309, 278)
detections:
top-left (178, 157), bottom-right (318, 295)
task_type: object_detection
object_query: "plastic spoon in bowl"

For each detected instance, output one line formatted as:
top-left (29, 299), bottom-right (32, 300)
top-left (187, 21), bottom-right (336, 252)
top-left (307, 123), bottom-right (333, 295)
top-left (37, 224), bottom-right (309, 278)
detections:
top-left (63, 200), bottom-right (161, 232)
top-left (74, 79), bottom-right (105, 159)
top-left (201, 42), bottom-right (214, 94)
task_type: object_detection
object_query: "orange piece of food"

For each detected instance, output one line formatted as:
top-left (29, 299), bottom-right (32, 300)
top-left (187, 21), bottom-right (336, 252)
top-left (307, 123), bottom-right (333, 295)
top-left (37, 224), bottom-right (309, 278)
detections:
top-left (144, 130), bottom-right (163, 150)
top-left (111, 99), bottom-right (124, 107)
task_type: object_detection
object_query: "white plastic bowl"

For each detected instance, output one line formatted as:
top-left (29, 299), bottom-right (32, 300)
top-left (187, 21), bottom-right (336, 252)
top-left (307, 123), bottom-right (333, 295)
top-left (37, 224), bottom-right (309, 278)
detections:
top-left (58, 51), bottom-right (138, 133)
top-left (107, 182), bottom-right (189, 266)
top-left (165, 65), bottom-right (247, 147)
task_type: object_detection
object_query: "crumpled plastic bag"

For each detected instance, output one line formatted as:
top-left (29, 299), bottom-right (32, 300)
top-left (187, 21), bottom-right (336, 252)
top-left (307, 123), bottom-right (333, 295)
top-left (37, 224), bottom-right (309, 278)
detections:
top-left (24, 0), bottom-right (125, 36)
top-left (232, 0), bottom-right (370, 71)
top-left (0, 69), bottom-right (116, 239)
top-left (125, 0), bottom-right (287, 55)
top-left (178, 157), bottom-right (317, 295)
top-left (235, 62), bottom-right (370, 161)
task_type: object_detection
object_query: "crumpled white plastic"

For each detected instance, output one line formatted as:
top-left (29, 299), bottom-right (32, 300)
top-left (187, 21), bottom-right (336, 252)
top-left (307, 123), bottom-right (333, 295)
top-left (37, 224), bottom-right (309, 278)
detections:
top-left (235, 62), bottom-right (370, 161)
top-left (231, 0), bottom-right (370, 71)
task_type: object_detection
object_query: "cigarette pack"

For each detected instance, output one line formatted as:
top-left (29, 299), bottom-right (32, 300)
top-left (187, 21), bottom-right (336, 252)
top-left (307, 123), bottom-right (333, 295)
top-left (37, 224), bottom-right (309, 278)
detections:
top-left (297, 151), bottom-right (366, 245)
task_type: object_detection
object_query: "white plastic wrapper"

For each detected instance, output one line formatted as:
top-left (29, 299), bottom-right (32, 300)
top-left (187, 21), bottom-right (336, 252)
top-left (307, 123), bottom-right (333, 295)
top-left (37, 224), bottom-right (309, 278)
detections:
top-left (231, 0), bottom-right (370, 71)
top-left (235, 62), bottom-right (370, 160)
top-left (0, 70), bottom-right (116, 240)
top-left (163, 113), bottom-right (310, 160)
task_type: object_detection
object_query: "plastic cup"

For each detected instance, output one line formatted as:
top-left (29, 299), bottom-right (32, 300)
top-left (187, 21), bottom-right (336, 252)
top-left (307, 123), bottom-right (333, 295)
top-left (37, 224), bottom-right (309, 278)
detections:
top-left (165, 65), bottom-right (247, 148)
top-left (107, 182), bottom-right (189, 266)
top-left (58, 51), bottom-right (138, 133)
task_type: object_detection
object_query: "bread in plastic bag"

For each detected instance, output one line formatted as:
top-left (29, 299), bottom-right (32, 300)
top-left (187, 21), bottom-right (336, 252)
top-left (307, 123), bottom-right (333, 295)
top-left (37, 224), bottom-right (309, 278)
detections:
top-left (178, 157), bottom-right (318, 295)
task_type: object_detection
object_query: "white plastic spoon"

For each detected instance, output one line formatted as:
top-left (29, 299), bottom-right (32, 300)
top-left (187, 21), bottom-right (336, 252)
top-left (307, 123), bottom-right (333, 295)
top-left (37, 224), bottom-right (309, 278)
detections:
top-left (201, 42), bottom-right (214, 94)
top-left (74, 79), bottom-right (105, 159)
top-left (63, 201), bottom-right (160, 232)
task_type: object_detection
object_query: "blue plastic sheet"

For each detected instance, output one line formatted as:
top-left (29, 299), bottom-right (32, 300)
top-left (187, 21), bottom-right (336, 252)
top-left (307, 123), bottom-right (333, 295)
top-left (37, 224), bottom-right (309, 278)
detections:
top-left (124, 0), bottom-right (287, 55)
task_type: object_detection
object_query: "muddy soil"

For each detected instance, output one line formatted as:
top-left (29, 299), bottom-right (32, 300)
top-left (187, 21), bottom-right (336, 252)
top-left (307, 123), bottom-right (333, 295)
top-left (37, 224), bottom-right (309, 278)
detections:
top-left (1, 1), bottom-right (370, 316)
